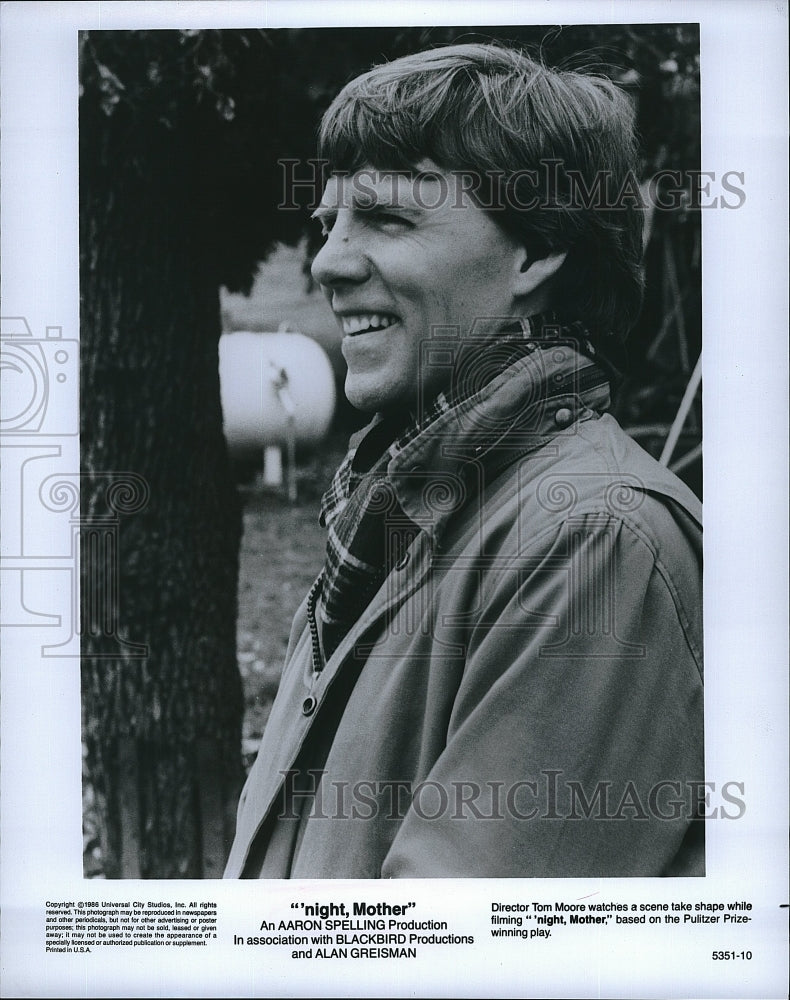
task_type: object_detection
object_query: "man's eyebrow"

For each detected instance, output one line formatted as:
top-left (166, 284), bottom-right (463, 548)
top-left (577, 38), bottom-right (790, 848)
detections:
top-left (312, 196), bottom-right (417, 217)
top-left (350, 189), bottom-right (421, 212)
top-left (311, 175), bottom-right (431, 217)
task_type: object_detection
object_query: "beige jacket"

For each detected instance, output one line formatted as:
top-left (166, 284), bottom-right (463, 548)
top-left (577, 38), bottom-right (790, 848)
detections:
top-left (225, 345), bottom-right (704, 878)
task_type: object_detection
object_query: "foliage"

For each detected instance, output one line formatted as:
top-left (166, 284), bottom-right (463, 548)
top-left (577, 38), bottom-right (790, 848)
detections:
top-left (80, 29), bottom-right (312, 292)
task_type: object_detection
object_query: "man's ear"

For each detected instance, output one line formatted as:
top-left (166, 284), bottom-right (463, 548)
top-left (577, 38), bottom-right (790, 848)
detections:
top-left (514, 251), bottom-right (567, 299)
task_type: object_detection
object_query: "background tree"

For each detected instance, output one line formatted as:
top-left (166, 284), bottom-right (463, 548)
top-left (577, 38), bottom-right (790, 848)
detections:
top-left (80, 24), bottom-right (700, 878)
top-left (79, 29), bottom-right (314, 877)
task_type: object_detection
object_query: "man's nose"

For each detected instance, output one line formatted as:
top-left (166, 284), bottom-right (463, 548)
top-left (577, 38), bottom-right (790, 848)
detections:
top-left (311, 224), bottom-right (370, 288)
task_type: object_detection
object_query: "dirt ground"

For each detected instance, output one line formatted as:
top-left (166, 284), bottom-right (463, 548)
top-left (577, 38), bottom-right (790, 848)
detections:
top-left (235, 434), bottom-right (348, 771)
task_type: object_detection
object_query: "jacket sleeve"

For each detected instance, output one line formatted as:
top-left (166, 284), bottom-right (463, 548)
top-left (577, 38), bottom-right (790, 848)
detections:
top-left (381, 508), bottom-right (704, 878)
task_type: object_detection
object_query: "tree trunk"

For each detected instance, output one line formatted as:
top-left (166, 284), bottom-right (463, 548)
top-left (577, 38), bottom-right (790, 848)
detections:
top-left (80, 120), bottom-right (244, 878)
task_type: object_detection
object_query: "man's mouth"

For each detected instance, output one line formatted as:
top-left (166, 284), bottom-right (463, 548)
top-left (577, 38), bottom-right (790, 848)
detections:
top-left (340, 313), bottom-right (399, 336)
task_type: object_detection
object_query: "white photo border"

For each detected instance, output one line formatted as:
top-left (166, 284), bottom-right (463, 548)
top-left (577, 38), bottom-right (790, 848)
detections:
top-left (1, 2), bottom-right (787, 997)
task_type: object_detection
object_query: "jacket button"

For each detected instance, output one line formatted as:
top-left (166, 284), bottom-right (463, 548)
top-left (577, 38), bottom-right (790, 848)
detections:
top-left (554, 407), bottom-right (573, 427)
top-left (301, 696), bottom-right (317, 716)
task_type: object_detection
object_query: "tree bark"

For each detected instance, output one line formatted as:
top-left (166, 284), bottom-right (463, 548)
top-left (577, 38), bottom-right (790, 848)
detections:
top-left (80, 118), bottom-right (244, 878)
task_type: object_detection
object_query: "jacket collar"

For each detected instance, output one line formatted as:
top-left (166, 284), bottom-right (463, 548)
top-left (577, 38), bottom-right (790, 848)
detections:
top-left (385, 338), bottom-right (611, 534)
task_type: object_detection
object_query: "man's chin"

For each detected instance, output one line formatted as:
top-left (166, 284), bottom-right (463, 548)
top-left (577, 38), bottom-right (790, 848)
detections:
top-left (344, 375), bottom-right (410, 416)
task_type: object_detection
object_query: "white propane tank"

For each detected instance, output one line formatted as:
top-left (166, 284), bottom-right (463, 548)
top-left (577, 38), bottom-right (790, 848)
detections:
top-left (219, 330), bottom-right (336, 457)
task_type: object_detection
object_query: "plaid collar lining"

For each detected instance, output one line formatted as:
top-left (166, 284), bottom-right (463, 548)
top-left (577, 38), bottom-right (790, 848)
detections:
top-left (321, 313), bottom-right (603, 530)
top-left (309, 315), bottom-right (611, 667)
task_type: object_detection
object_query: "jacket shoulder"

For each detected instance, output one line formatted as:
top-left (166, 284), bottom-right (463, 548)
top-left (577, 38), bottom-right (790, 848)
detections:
top-left (568, 413), bottom-right (700, 524)
top-left (481, 412), bottom-right (701, 543)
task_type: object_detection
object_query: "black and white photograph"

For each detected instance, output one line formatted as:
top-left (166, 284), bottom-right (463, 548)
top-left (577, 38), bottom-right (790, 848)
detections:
top-left (1, 2), bottom-right (787, 997)
top-left (78, 21), bottom-right (707, 882)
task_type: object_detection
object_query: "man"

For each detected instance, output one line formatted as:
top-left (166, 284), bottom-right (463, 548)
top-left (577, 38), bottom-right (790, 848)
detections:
top-left (225, 43), bottom-right (703, 878)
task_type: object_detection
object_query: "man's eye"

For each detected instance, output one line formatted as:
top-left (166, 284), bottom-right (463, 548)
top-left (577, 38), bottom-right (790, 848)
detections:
top-left (369, 211), bottom-right (412, 228)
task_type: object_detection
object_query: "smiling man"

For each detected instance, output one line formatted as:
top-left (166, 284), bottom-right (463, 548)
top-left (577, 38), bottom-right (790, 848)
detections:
top-left (312, 166), bottom-right (565, 413)
top-left (224, 43), bottom-right (704, 878)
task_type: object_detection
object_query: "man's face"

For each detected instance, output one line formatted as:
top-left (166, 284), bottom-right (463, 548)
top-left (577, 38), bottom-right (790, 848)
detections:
top-left (311, 163), bottom-right (528, 414)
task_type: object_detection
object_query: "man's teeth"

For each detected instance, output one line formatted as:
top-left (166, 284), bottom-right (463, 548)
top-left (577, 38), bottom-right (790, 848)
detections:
top-left (341, 314), bottom-right (397, 335)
